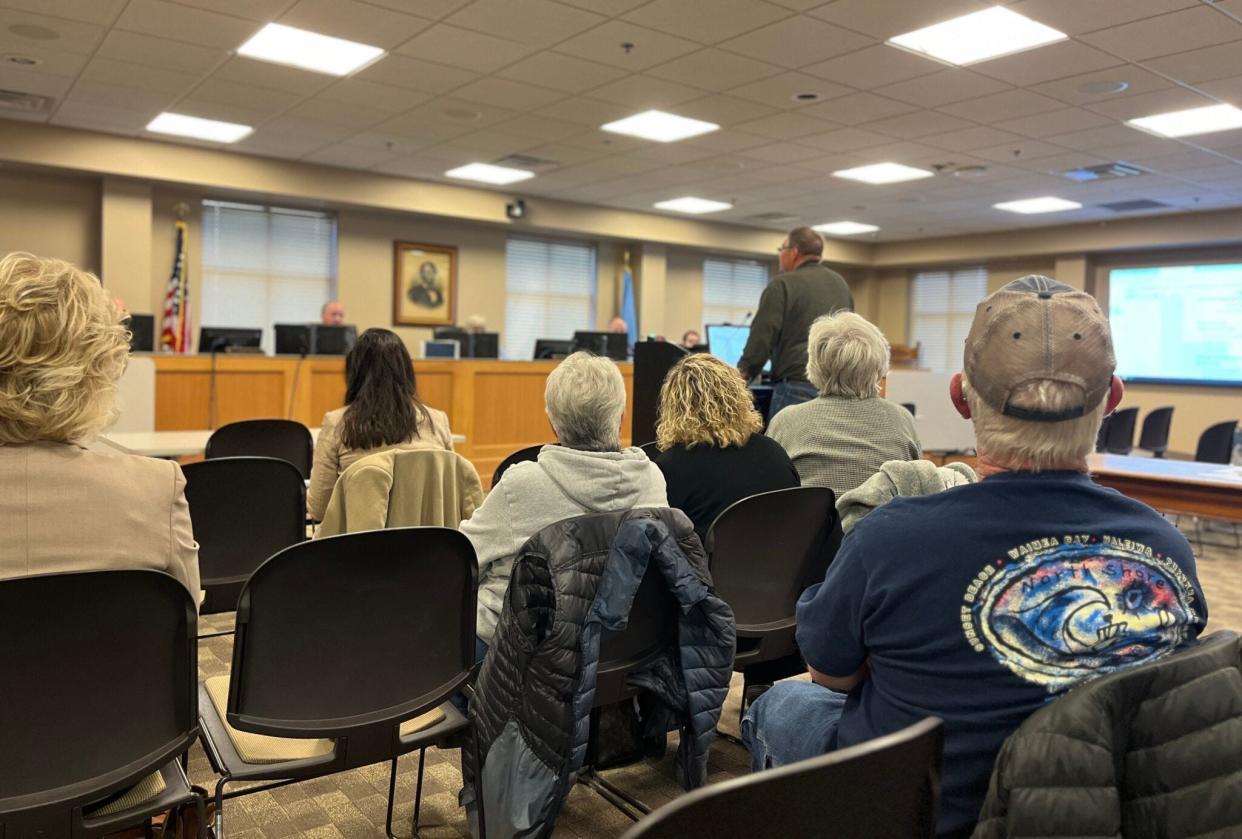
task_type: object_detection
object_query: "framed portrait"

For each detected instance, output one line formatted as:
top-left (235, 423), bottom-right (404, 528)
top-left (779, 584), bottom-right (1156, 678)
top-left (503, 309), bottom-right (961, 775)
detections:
top-left (393, 241), bottom-right (456, 327)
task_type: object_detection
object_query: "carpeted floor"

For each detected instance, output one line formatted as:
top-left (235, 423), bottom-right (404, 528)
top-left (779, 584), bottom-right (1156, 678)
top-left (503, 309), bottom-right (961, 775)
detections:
top-left (189, 518), bottom-right (1241, 838)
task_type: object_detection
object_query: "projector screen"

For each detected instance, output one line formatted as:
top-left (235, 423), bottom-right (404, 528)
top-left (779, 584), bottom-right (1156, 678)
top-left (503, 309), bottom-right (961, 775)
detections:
top-left (1109, 263), bottom-right (1242, 387)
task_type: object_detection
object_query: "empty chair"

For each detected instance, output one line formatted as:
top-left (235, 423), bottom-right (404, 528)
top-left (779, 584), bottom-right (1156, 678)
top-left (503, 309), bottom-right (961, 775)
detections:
top-left (182, 457), bottom-right (306, 615)
top-left (1103, 406), bottom-right (1139, 455)
top-left (0, 570), bottom-right (203, 838)
top-left (1195, 420), bottom-right (1238, 464)
top-left (490, 442), bottom-right (549, 487)
top-left (1137, 406), bottom-right (1175, 457)
top-left (620, 717), bottom-right (944, 839)
top-left (197, 527), bottom-right (477, 839)
top-left (206, 419), bottom-right (314, 479)
top-left (705, 487), bottom-right (841, 716)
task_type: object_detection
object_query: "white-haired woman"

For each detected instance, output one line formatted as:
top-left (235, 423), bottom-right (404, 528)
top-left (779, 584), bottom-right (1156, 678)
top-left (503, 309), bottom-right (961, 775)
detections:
top-left (460, 352), bottom-right (667, 654)
top-left (0, 253), bottom-right (200, 598)
top-left (767, 311), bottom-right (921, 498)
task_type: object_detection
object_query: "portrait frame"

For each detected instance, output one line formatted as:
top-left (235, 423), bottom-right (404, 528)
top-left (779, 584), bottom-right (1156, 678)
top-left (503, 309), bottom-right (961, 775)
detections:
top-left (393, 241), bottom-right (456, 327)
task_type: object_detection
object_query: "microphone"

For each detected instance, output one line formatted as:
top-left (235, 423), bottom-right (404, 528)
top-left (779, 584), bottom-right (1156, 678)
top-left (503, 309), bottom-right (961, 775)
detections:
top-left (742, 311), bottom-right (754, 325)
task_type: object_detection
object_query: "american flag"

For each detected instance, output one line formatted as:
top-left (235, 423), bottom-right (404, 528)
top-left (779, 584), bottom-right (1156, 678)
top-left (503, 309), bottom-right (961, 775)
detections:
top-left (159, 219), bottom-right (191, 352)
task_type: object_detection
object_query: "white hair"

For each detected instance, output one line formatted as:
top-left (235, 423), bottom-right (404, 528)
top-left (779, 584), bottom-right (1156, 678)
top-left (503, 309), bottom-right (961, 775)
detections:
top-left (545, 351), bottom-right (626, 451)
top-left (806, 311), bottom-right (890, 399)
top-left (964, 375), bottom-right (1104, 470)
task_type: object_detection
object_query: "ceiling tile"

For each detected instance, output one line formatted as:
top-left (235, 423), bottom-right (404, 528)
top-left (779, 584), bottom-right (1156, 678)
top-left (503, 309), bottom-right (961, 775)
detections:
top-left (441, 128), bottom-right (543, 154)
top-left (1043, 123), bottom-right (1164, 151)
top-left (873, 70), bottom-right (1009, 108)
top-left (355, 53), bottom-right (478, 94)
top-left (497, 110), bottom-right (602, 140)
top-left (0, 42), bottom-right (90, 76)
top-left (1028, 66), bottom-right (1171, 107)
top-left (1194, 74), bottom-right (1242, 105)
top-left (622, 0), bottom-right (790, 45)
top-left (511, 142), bottom-right (607, 165)
top-left (801, 44), bottom-right (937, 90)
top-left (970, 40), bottom-right (1120, 87)
top-left (114, 0), bottom-right (257, 50)
top-left (394, 24), bottom-right (535, 72)
top-left (260, 113), bottom-right (356, 142)
top-left (732, 110), bottom-right (838, 139)
top-left (0, 0), bottom-right (126, 25)
top-left (65, 80), bottom-right (177, 113)
top-left (301, 142), bottom-right (402, 169)
top-left (317, 78), bottom-right (432, 112)
top-left (453, 76), bottom-right (565, 110)
top-left (288, 97), bottom-right (393, 128)
top-left (795, 126), bottom-right (891, 152)
top-left (1145, 41), bottom-right (1242, 85)
top-left (920, 125), bottom-right (1027, 152)
top-left (554, 21), bottom-right (700, 70)
top-left (362, 0), bottom-right (475, 19)
top-left (211, 57), bottom-right (329, 96)
top-left (718, 16), bottom-right (873, 69)
top-left (993, 107), bottom-right (1113, 138)
top-left (1006, 0), bottom-right (1200, 35)
top-left (680, 128), bottom-right (771, 152)
top-left (344, 130), bottom-right (438, 156)
top-left (1085, 87), bottom-right (1218, 121)
top-left (52, 99), bottom-right (151, 134)
top-left (973, 139), bottom-right (1073, 163)
top-left (863, 109), bottom-right (976, 139)
top-left (279, 0), bottom-right (432, 49)
top-left (939, 89), bottom-right (1066, 123)
top-left (553, 0), bottom-right (650, 13)
top-left (587, 74), bottom-right (704, 109)
top-left (234, 130), bottom-right (331, 158)
top-left (374, 110), bottom-right (482, 144)
top-left (168, 0), bottom-right (292, 20)
top-left (805, 0), bottom-right (988, 39)
top-left (1079, 7), bottom-right (1241, 61)
top-left (646, 48), bottom-right (784, 93)
top-left (172, 97), bottom-right (272, 126)
top-left (498, 52), bottom-right (627, 94)
top-left (190, 77), bottom-right (302, 113)
top-left (95, 30), bottom-right (227, 74)
top-left (79, 56), bottom-right (202, 95)
top-left (727, 71), bottom-right (852, 109)
top-left (535, 95), bottom-right (633, 126)
top-left (739, 141), bottom-right (828, 163)
top-left (445, 0), bottom-right (605, 47)
top-left (800, 91), bottom-right (916, 125)
top-left (0, 64), bottom-right (75, 98)
top-left (0, 7), bottom-right (106, 53)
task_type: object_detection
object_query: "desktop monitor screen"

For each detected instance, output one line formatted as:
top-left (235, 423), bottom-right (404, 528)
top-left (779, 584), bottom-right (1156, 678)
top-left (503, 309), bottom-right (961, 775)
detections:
top-left (314, 324), bottom-right (357, 355)
top-left (274, 324), bottom-right (312, 355)
top-left (706, 324), bottom-right (769, 373)
top-left (423, 339), bottom-right (460, 359)
top-left (199, 327), bottom-right (262, 353)
top-left (572, 330), bottom-right (628, 361)
top-left (534, 339), bottom-right (574, 360)
top-left (469, 332), bottom-right (500, 359)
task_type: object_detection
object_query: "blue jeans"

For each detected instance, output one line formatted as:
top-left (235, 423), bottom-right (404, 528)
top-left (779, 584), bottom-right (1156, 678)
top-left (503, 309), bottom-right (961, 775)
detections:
top-left (769, 380), bottom-right (817, 419)
top-left (741, 681), bottom-right (847, 772)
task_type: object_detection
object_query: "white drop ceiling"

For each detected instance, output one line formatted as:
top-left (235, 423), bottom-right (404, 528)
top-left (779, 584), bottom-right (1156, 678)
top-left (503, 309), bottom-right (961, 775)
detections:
top-left (4, 0), bottom-right (1242, 241)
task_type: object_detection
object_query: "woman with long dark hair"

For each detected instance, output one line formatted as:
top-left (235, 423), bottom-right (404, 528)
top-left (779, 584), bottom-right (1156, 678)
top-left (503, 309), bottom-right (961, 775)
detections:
top-left (307, 327), bottom-right (453, 520)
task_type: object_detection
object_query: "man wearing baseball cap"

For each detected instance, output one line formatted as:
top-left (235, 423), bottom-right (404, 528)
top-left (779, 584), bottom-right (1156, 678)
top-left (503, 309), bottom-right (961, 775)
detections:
top-left (742, 277), bottom-right (1207, 836)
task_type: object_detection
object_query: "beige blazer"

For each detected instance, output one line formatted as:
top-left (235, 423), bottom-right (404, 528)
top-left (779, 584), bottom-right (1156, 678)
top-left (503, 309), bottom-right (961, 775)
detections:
top-left (0, 442), bottom-right (201, 601)
top-left (307, 404), bottom-right (453, 521)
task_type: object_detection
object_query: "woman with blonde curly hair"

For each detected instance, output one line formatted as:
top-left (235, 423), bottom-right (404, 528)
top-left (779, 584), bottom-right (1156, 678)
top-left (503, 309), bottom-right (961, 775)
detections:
top-left (0, 252), bottom-right (199, 598)
top-left (654, 353), bottom-right (798, 538)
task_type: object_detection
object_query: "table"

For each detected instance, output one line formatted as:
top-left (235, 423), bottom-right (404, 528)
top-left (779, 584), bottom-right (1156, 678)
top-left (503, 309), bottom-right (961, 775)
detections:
top-left (100, 429), bottom-right (466, 458)
top-left (1087, 453), bottom-right (1242, 521)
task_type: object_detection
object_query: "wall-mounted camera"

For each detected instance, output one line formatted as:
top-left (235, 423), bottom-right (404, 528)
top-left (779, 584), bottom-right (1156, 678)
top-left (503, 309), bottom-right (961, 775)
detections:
top-left (506, 199), bottom-right (526, 220)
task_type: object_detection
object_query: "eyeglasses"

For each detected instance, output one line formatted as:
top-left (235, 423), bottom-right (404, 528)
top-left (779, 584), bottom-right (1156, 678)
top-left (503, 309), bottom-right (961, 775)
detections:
top-left (777, 243), bottom-right (794, 253)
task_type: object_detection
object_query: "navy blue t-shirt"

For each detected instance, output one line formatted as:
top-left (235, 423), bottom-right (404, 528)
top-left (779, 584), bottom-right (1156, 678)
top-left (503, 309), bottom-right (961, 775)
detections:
top-left (796, 471), bottom-right (1207, 836)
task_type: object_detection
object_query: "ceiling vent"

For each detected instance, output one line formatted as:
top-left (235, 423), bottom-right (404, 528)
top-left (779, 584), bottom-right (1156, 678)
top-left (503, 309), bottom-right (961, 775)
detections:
top-left (0, 88), bottom-right (53, 113)
top-left (1098, 199), bottom-right (1172, 213)
top-left (746, 211), bottom-right (798, 225)
top-left (493, 153), bottom-right (559, 172)
top-left (1062, 162), bottom-right (1146, 182)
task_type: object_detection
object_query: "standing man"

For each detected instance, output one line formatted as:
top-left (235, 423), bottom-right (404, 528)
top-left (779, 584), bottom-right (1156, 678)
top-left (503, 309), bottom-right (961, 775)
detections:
top-left (738, 227), bottom-right (853, 417)
top-left (321, 300), bottom-right (345, 326)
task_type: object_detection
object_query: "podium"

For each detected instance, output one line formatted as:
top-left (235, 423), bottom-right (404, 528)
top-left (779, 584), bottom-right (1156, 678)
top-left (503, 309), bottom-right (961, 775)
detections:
top-left (631, 340), bottom-right (688, 447)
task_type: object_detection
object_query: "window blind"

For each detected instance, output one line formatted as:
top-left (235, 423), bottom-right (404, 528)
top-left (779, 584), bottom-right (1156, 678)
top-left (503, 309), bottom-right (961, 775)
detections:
top-left (503, 237), bottom-right (597, 360)
top-left (703, 257), bottom-right (768, 326)
top-left (200, 200), bottom-right (337, 353)
top-left (909, 266), bottom-right (988, 373)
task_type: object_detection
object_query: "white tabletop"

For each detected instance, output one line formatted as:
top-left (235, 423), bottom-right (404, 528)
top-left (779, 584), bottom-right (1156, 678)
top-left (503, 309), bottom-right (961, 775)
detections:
top-left (100, 428), bottom-right (465, 458)
top-left (1087, 453), bottom-right (1242, 490)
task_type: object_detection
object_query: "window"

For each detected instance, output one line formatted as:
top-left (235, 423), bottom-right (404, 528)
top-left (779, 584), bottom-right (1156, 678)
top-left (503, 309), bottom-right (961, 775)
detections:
top-left (703, 257), bottom-right (768, 326)
top-left (200, 200), bottom-right (337, 353)
top-left (909, 266), bottom-right (988, 373)
top-left (504, 237), bottom-right (597, 360)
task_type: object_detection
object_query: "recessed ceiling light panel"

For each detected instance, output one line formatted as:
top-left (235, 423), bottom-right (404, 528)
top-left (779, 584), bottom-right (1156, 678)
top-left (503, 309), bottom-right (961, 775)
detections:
top-left (1127, 103), bottom-right (1242, 138)
top-left (887, 7), bottom-right (1067, 66)
top-left (146, 112), bottom-right (252, 143)
top-left (994, 196), bottom-right (1082, 214)
top-left (832, 162), bottom-right (934, 185)
top-left (813, 221), bottom-right (879, 235)
top-left (444, 163), bottom-right (535, 185)
top-left (653, 197), bottom-right (732, 214)
top-left (601, 110), bottom-right (719, 143)
top-left (238, 23), bottom-right (385, 76)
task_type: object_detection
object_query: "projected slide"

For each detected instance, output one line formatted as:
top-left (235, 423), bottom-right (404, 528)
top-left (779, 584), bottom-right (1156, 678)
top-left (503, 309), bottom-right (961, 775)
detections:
top-left (1110, 264), bottom-right (1242, 385)
top-left (706, 324), bottom-right (770, 373)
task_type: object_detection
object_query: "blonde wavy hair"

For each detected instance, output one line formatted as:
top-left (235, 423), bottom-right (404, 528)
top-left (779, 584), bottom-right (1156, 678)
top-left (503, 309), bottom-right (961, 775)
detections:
top-left (0, 253), bottom-right (130, 444)
top-left (657, 353), bottom-right (762, 450)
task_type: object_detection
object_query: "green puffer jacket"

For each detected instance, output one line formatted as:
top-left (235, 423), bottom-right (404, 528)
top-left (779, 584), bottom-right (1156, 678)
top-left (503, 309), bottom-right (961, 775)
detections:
top-left (972, 631), bottom-right (1242, 838)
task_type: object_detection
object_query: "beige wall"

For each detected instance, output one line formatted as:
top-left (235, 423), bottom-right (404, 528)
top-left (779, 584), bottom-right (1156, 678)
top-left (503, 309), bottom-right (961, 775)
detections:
top-left (664, 250), bottom-right (706, 340)
top-left (0, 168), bottom-right (99, 274)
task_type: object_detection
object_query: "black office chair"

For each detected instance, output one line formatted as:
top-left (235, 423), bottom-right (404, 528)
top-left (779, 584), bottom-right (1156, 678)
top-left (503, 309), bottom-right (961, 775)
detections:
top-left (1103, 406), bottom-right (1139, 455)
top-left (182, 457), bottom-right (306, 617)
top-left (619, 717), bottom-right (945, 839)
top-left (491, 442), bottom-right (550, 487)
top-left (0, 570), bottom-right (203, 838)
top-left (705, 487), bottom-right (841, 721)
top-left (1137, 406), bottom-right (1175, 458)
top-left (639, 441), bottom-right (661, 459)
top-left (206, 419), bottom-right (314, 480)
top-left (196, 528), bottom-right (477, 839)
top-left (1195, 420), bottom-right (1238, 464)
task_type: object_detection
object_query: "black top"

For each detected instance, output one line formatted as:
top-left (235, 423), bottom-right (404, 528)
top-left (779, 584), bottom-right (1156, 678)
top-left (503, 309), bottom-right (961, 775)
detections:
top-left (656, 434), bottom-right (800, 540)
top-left (737, 261), bottom-right (854, 382)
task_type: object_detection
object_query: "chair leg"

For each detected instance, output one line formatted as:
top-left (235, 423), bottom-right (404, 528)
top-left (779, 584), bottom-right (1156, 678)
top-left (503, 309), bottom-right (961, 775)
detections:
top-left (385, 758), bottom-right (399, 839)
top-left (196, 791), bottom-right (207, 839)
top-left (412, 748), bottom-right (427, 837)
top-left (212, 779), bottom-right (227, 839)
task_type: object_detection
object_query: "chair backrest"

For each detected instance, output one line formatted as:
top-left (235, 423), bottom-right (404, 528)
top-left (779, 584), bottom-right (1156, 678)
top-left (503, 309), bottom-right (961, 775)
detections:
top-left (1095, 413), bottom-right (1113, 452)
top-left (1104, 407), bottom-right (1139, 455)
top-left (1195, 420), bottom-right (1239, 464)
top-left (206, 419), bottom-right (314, 479)
top-left (1137, 406), bottom-right (1174, 455)
top-left (0, 571), bottom-right (196, 819)
top-left (595, 552), bottom-right (681, 706)
top-left (491, 443), bottom-right (548, 488)
top-left (182, 457), bottom-right (306, 614)
top-left (706, 487), bottom-right (839, 631)
top-left (620, 717), bottom-right (944, 839)
top-left (226, 528), bottom-right (476, 743)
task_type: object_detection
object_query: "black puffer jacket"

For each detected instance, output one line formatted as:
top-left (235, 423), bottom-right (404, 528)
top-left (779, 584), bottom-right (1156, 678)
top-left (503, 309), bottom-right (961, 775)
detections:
top-left (462, 508), bottom-right (735, 839)
top-left (973, 631), bottom-right (1242, 838)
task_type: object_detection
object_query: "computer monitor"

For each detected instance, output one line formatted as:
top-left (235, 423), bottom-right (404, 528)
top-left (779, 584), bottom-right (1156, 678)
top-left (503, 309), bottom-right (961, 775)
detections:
top-left (126, 313), bottom-right (155, 352)
top-left (706, 324), bottom-right (770, 374)
top-left (314, 324), bottom-right (357, 355)
top-left (534, 339), bottom-right (574, 360)
top-left (274, 324), bottom-right (312, 355)
top-left (434, 327), bottom-right (500, 359)
top-left (199, 327), bottom-right (262, 353)
top-left (422, 339), bottom-right (460, 359)
top-left (572, 330), bottom-right (628, 361)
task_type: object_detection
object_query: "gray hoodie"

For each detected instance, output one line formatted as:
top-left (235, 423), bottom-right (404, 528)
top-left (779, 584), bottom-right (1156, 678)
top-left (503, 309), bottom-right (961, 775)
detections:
top-left (460, 445), bottom-right (668, 643)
